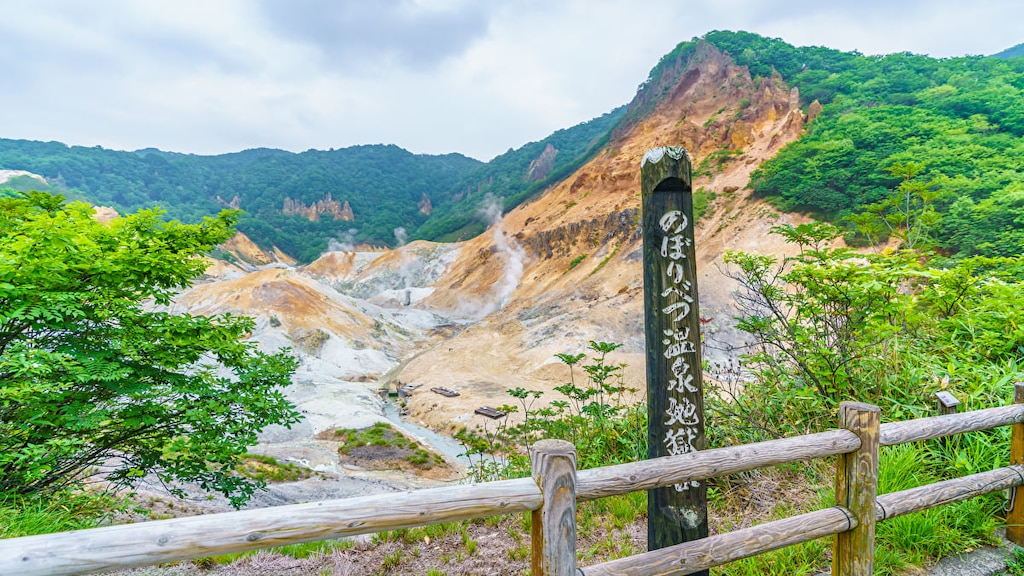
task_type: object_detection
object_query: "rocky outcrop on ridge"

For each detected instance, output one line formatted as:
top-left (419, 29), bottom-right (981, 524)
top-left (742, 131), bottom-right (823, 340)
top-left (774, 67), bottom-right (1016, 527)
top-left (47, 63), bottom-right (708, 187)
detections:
top-left (282, 193), bottom-right (355, 222)
top-left (526, 143), bottom-right (558, 182)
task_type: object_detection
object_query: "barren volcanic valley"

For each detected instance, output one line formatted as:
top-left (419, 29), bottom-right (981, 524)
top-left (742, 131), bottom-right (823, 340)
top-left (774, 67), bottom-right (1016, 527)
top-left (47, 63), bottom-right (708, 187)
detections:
top-left (143, 42), bottom-right (819, 510)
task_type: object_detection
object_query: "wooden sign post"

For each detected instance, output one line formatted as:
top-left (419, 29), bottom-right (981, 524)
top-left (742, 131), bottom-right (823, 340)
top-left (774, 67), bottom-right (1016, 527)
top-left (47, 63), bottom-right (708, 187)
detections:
top-left (640, 146), bottom-right (708, 565)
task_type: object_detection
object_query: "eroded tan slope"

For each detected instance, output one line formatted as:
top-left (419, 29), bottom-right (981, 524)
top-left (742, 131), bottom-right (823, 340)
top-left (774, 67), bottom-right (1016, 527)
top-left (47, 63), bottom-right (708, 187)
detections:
top-left (169, 42), bottom-right (819, 440)
top-left (176, 269), bottom-right (372, 336)
top-left (399, 42), bottom-right (817, 431)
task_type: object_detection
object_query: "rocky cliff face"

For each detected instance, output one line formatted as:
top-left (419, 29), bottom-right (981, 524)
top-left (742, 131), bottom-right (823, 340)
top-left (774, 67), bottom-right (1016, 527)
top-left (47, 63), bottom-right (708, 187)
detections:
top-left (395, 41), bottom-right (817, 430)
top-left (418, 192), bottom-right (433, 216)
top-left (216, 195), bottom-right (242, 209)
top-left (415, 40), bottom-right (809, 313)
top-left (526, 143), bottom-right (558, 182)
top-left (217, 231), bottom-right (296, 269)
top-left (282, 193), bottom-right (355, 222)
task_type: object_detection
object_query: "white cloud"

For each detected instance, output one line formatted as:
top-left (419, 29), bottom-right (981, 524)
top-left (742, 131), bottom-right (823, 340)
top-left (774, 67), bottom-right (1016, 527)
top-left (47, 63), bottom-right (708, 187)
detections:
top-left (0, 0), bottom-right (1020, 160)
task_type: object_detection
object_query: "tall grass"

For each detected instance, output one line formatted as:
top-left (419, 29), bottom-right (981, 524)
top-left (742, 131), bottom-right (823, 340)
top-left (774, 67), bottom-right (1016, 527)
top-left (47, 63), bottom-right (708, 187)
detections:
top-left (457, 324), bottom-right (1018, 574)
top-left (873, 444), bottom-right (1000, 574)
top-left (0, 490), bottom-right (126, 538)
top-left (456, 341), bottom-right (647, 481)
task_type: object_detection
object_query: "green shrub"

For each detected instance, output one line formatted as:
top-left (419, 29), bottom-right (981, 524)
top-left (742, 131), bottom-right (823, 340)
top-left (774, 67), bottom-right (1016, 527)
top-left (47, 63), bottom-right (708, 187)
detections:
top-left (0, 192), bottom-right (299, 508)
top-left (567, 253), bottom-right (588, 271)
top-left (335, 422), bottom-right (439, 469)
top-left (456, 341), bottom-right (644, 480)
top-left (234, 454), bottom-right (313, 483)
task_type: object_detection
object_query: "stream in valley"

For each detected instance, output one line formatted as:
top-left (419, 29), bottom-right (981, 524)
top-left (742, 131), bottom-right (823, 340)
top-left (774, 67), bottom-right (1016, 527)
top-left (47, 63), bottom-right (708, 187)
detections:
top-left (383, 401), bottom-right (471, 466)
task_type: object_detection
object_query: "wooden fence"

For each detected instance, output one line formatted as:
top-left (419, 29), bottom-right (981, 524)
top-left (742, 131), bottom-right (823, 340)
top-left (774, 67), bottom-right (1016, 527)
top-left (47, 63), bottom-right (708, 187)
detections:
top-left (3, 384), bottom-right (1024, 576)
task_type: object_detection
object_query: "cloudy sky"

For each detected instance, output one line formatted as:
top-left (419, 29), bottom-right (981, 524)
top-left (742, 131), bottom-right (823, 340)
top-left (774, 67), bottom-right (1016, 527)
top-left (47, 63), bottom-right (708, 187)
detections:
top-left (1, 0), bottom-right (1021, 161)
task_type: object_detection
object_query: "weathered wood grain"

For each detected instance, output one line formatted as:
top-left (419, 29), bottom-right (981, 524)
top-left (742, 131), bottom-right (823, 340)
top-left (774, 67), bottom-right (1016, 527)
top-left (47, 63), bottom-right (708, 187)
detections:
top-left (576, 429), bottom-right (860, 501)
top-left (833, 402), bottom-right (880, 576)
top-left (876, 465), bottom-right (1024, 521)
top-left (0, 477), bottom-right (540, 576)
top-left (1007, 384), bottom-right (1024, 545)
top-left (6, 397), bottom-right (1022, 576)
top-left (531, 439), bottom-right (578, 576)
top-left (640, 145), bottom-right (706, 561)
top-left (879, 404), bottom-right (1024, 446)
top-left (579, 466), bottom-right (1024, 576)
top-left (935, 391), bottom-right (960, 449)
top-left (580, 506), bottom-right (854, 576)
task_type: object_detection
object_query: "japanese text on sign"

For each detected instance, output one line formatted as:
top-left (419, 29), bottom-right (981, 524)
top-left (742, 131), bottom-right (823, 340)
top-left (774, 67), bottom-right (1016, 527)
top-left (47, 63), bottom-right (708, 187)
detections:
top-left (658, 209), bottom-right (700, 491)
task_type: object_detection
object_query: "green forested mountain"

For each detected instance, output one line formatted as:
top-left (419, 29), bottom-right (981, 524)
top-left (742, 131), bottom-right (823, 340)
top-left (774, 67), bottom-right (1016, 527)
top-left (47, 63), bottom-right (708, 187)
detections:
top-left (0, 106), bottom-right (624, 261)
top-left (201, 146), bottom-right (479, 261)
top-left (994, 43), bottom-right (1024, 59)
top-left (682, 30), bottom-right (1024, 256)
top-left (417, 106), bottom-right (625, 242)
top-left (0, 141), bottom-right (480, 261)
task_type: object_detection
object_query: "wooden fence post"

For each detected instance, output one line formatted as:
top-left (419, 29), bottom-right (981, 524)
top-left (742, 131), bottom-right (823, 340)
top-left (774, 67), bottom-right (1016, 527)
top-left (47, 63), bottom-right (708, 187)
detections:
top-left (531, 439), bottom-right (578, 576)
top-left (1006, 382), bottom-right (1024, 546)
top-left (640, 146), bottom-right (708, 568)
top-left (935, 391), bottom-right (961, 417)
top-left (934, 391), bottom-right (960, 449)
top-left (833, 402), bottom-right (880, 576)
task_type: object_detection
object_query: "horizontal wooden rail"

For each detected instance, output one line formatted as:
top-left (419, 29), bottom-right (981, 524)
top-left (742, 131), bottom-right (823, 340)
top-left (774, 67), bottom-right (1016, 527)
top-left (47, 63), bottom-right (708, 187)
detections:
top-left (576, 429), bottom-right (860, 501)
top-left (0, 429), bottom-right (860, 576)
top-left (575, 403), bottom-right (1024, 505)
top-left (3, 402), bottom-right (1022, 576)
top-left (879, 405), bottom-right (1024, 447)
top-left (581, 465), bottom-right (1024, 576)
top-left (581, 506), bottom-right (855, 576)
top-left (0, 478), bottom-right (541, 576)
top-left (876, 465), bottom-right (1024, 521)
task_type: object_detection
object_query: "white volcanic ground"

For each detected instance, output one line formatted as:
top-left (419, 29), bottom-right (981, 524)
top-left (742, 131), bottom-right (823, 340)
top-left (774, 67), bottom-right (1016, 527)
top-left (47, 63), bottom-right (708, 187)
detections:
top-left (149, 245), bottom-right (477, 511)
top-left (138, 44), bottom-right (822, 511)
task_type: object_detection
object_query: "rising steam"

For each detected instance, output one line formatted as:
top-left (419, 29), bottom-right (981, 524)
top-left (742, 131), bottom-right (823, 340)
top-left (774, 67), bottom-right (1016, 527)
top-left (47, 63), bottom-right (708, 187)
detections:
top-left (468, 196), bottom-right (526, 319)
top-left (393, 227), bottom-right (415, 305)
top-left (326, 229), bottom-right (358, 253)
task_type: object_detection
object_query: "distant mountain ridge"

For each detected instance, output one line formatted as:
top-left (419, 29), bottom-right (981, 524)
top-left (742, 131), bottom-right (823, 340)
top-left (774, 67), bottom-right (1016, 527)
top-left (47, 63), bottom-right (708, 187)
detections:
top-left (0, 140), bottom-right (476, 261)
top-left (993, 43), bottom-right (1024, 59)
top-left (3, 30), bottom-right (1022, 261)
top-left (0, 105), bottom-right (624, 262)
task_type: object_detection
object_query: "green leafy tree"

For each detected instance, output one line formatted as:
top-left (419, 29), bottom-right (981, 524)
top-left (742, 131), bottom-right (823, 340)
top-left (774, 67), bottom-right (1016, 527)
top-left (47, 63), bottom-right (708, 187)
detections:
top-left (0, 192), bottom-right (300, 507)
top-left (456, 341), bottom-right (644, 481)
top-left (718, 222), bottom-right (1024, 441)
top-left (724, 223), bottom-right (915, 414)
top-left (849, 162), bottom-right (944, 249)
